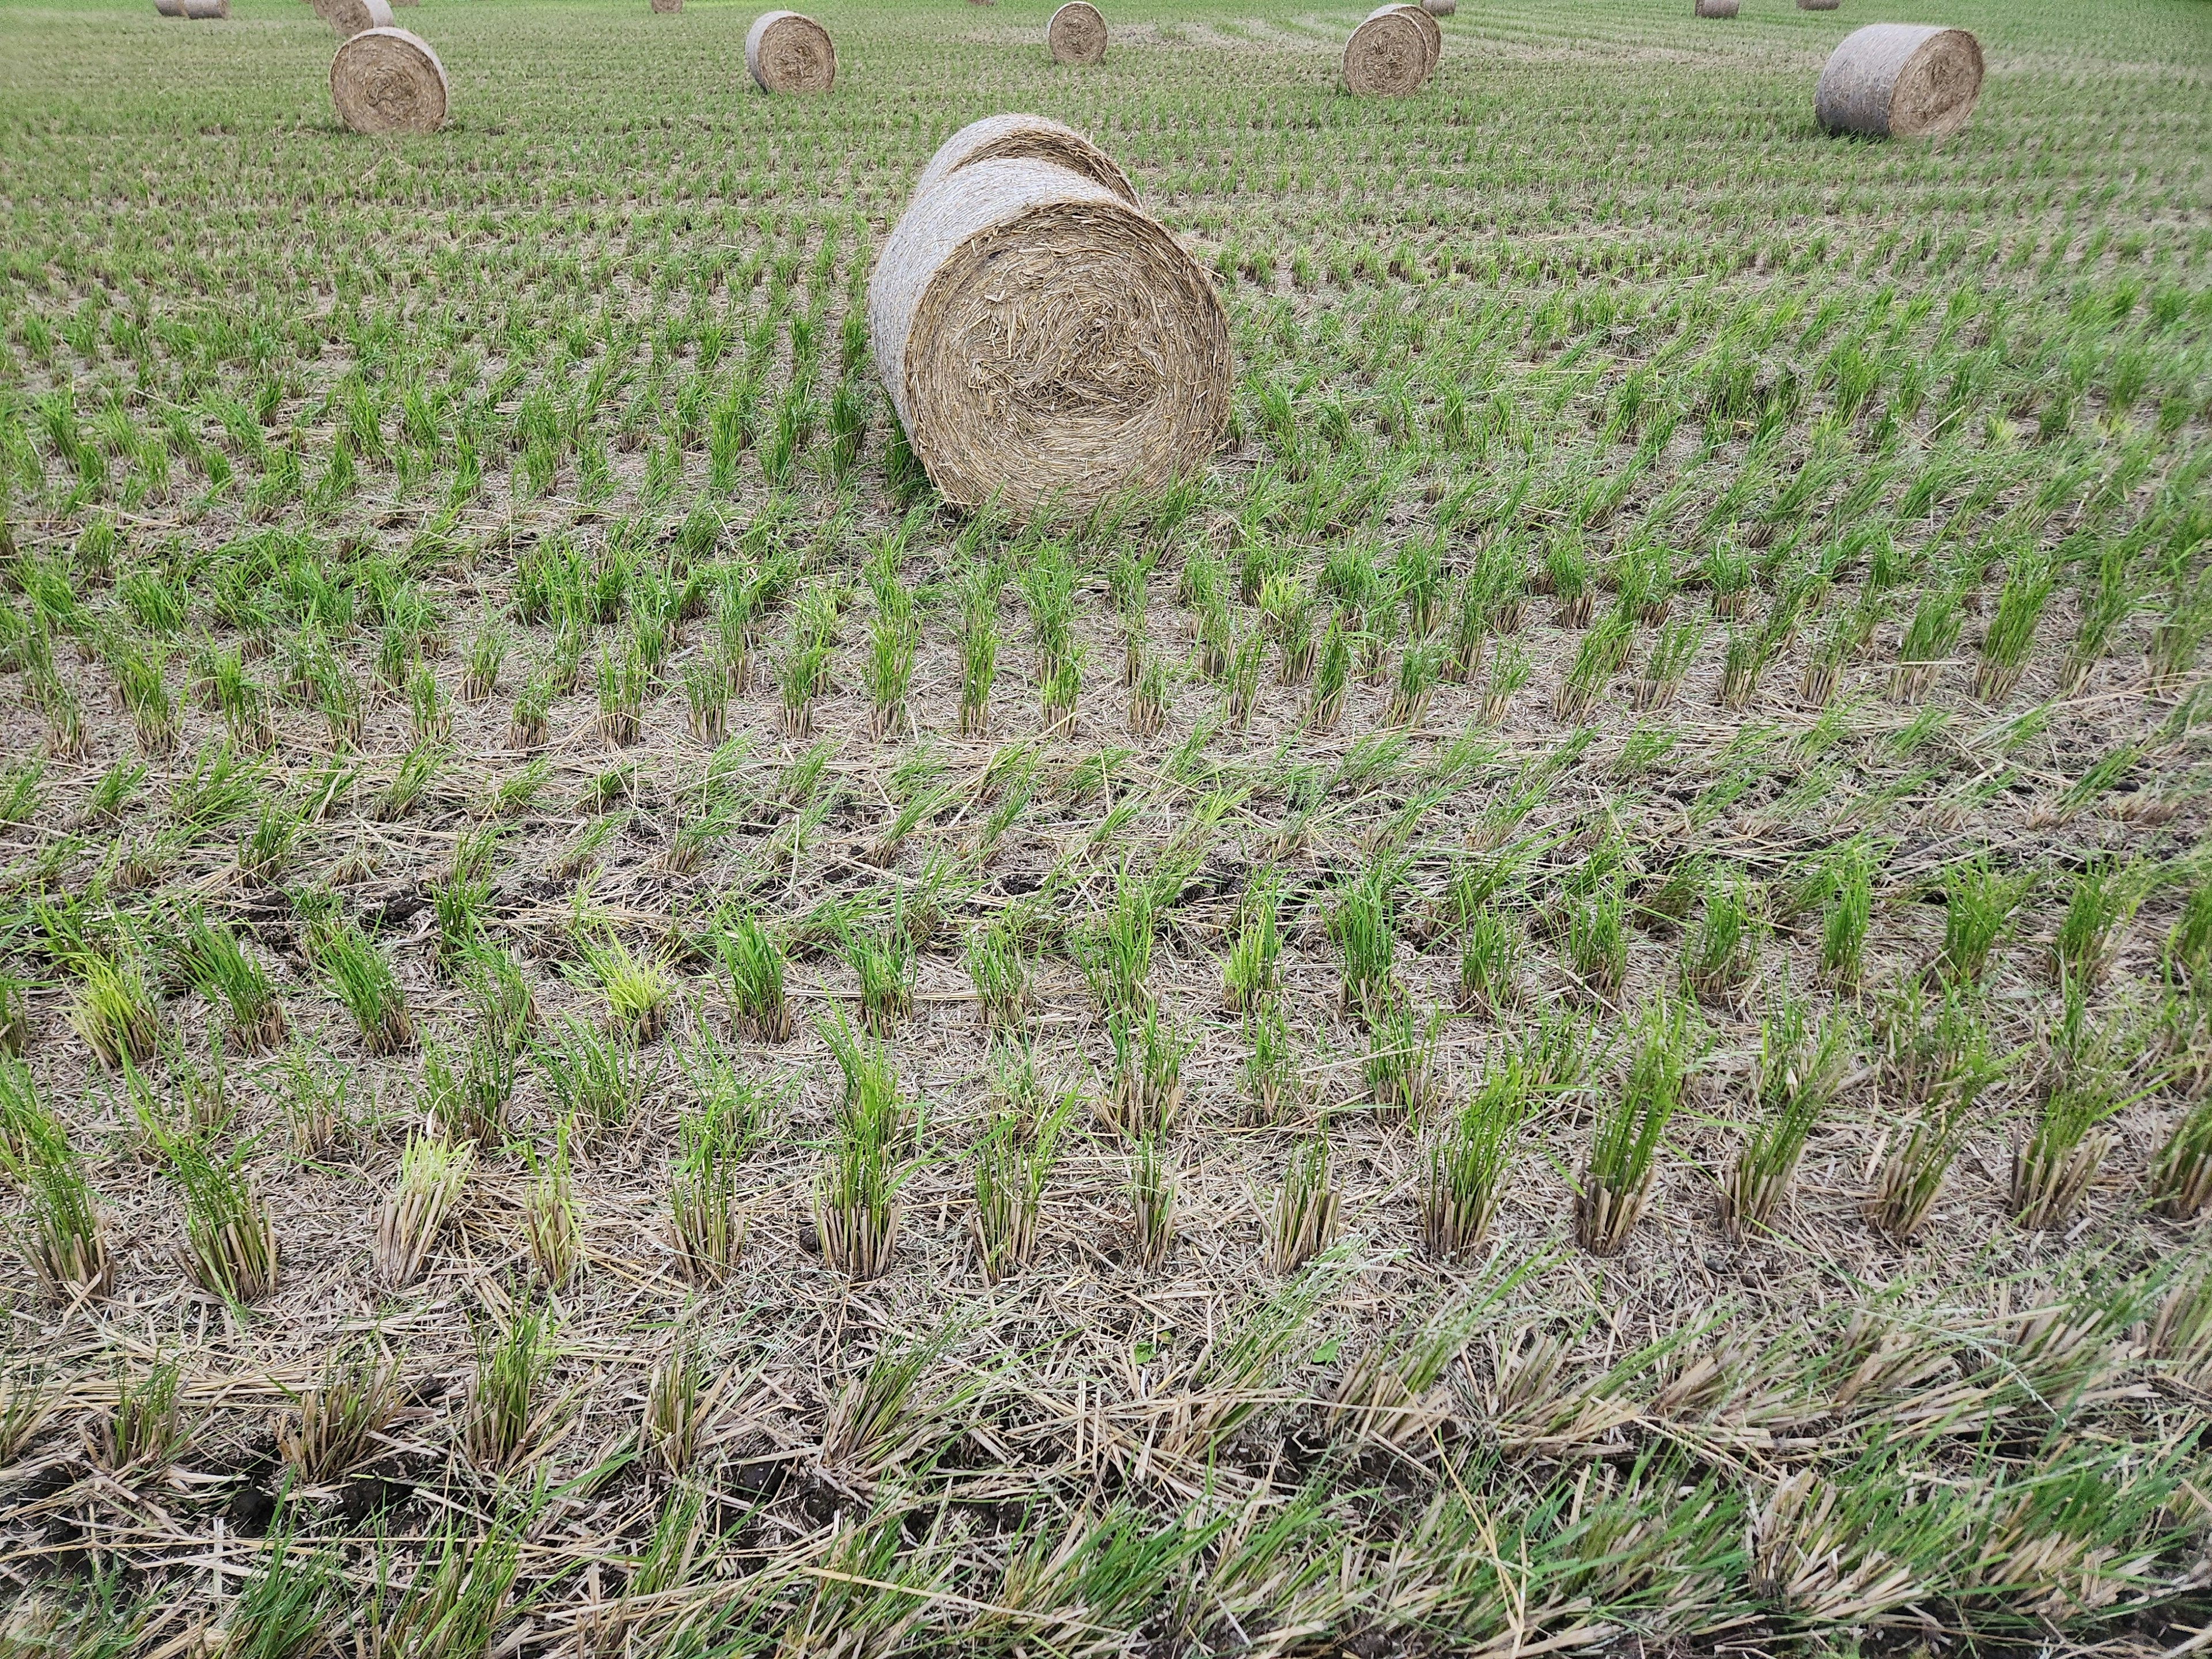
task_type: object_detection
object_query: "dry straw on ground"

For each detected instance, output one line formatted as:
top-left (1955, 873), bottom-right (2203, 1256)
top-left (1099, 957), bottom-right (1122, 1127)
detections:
top-left (1342, 8), bottom-right (1427, 96)
top-left (1816, 23), bottom-right (1983, 139)
top-left (315, 0), bottom-right (393, 39)
top-left (745, 10), bottom-right (835, 94)
top-left (330, 25), bottom-right (448, 134)
top-left (1047, 0), bottom-right (1108, 66)
top-left (1694, 0), bottom-right (1738, 16)
top-left (1370, 2), bottom-right (1440, 81)
top-left (910, 110), bottom-right (1137, 206)
top-left (868, 122), bottom-right (1229, 515)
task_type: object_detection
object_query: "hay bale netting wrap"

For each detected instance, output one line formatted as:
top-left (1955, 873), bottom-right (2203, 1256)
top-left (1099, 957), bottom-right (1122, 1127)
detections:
top-left (745, 11), bottom-right (835, 94)
top-left (911, 112), bottom-right (1138, 209)
top-left (1694, 0), bottom-right (1738, 16)
top-left (1047, 1), bottom-right (1108, 66)
top-left (1368, 3), bottom-right (1440, 79)
top-left (330, 26), bottom-right (448, 134)
top-left (1816, 24), bottom-right (1982, 139)
top-left (868, 156), bottom-right (1230, 516)
top-left (1342, 9), bottom-right (1427, 96)
top-left (317, 0), bottom-right (394, 37)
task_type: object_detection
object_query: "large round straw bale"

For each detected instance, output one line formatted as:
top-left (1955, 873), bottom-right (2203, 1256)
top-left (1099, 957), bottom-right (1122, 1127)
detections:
top-left (318, 0), bottom-right (393, 37)
top-left (331, 27), bottom-right (448, 134)
top-left (745, 12), bottom-right (835, 94)
top-left (1342, 9), bottom-right (1427, 96)
top-left (1421, 0), bottom-right (1454, 14)
top-left (868, 157), bottom-right (1230, 516)
top-left (912, 113), bottom-right (1138, 208)
top-left (1694, 0), bottom-right (1738, 15)
top-left (155, 0), bottom-right (185, 15)
top-left (1368, 3), bottom-right (1440, 79)
top-left (182, 0), bottom-right (228, 16)
top-left (1047, 2), bottom-right (1108, 66)
top-left (1816, 23), bottom-right (1982, 139)
top-left (652, 0), bottom-right (682, 12)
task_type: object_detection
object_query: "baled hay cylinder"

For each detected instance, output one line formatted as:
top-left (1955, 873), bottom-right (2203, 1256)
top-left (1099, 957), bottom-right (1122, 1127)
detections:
top-left (1368, 3), bottom-right (1440, 79)
top-left (1798, 0), bottom-right (1840, 9)
top-left (652, 0), bottom-right (683, 12)
top-left (1421, 0), bottom-right (1454, 14)
top-left (319, 0), bottom-right (394, 37)
top-left (331, 27), bottom-right (448, 134)
top-left (1047, 2), bottom-right (1108, 66)
top-left (155, 0), bottom-right (185, 15)
top-left (868, 156), bottom-right (1230, 516)
top-left (1816, 24), bottom-right (1982, 139)
top-left (1342, 10), bottom-right (1427, 96)
top-left (912, 112), bottom-right (1138, 208)
top-left (746, 12), bottom-right (835, 94)
top-left (1694, 0), bottom-right (1738, 15)
top-left (181, 0), bottom-right (228, 16)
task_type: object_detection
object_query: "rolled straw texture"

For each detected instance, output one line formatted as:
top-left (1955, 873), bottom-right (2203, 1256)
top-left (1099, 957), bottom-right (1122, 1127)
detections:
top-left (868, 156), bottom-right (1230, 516)
top-left (1047, 1), bottom-right (1108, 66)
top-left (331, 27), bottom-right (448, 134)
top-left (912, 112), bottom-right (1138, 208)
top-left (1816, 23), bottom-right (1982, 139)
top-left (746, 12), bottom-right (835, 93)
top-left (155, 0), bottom-right (185, 15)
top-left (1368, 3), bottom-right (1439, 79)
top-left (1694, 0), bottom-right (1738, 15)
top-left (1421, 0), bottom-right (1455, 14)
top-left (1342, 11), bottom-right (1426, 95)
top-left (318, 0), bottom-right (394, 37)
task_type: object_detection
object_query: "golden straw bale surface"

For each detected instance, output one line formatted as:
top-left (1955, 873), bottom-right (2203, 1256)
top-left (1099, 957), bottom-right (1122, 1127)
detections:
top-left (1368, 2), bottom-right (1439, 79)
top-left (329, 26), bottom-right (448, 134)
top-left (745, 10), bottom-right (835, 94)
top-left (1047, 1), bottom-right (1108, 66)
top-left (1816, 22), bottom-right (1983, 139)
top-left (868, 153), bottom-right (1229, 516)
top-left (911, 111), bottom-right (1137, 208)
top-left (316, 0), bottom-right (394, 38)
top-left (1342, 10), bottom-right (1426, 95)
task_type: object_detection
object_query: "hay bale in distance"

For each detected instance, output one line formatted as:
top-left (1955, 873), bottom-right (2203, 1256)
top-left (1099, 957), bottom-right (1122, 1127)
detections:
top-left (1421, 0), bottom-right (1455, 14)
top-left (652, 0), bottom-right (682, 12)
top-left (318, 0), bottom-right (394, 37)
top-left (1816, 23), bottom-right (1983, 139)
top-left (868, 151), bottom-right (1230, 516)
top-left (1047, 1), bottom-right (1108, 66)
top-left (181, 0), bottom-right (228, 16)
top-left (1369, 3), bottom-right (1440, 80)
top-left (154, 0), bottom-right (185, 15)
top-left (912, 112), bottom-right (1138, 207)
top-left (1342, 8), bottom-right (1426, 95)
top-left (1799, 0), bottom-right (1840, 9)
top-left (745, 12), bottom-right (835, 94)
top-left (1694, 0), bottom-right (1738, 16)
top-left (330, 26), bottom-right (448, 134)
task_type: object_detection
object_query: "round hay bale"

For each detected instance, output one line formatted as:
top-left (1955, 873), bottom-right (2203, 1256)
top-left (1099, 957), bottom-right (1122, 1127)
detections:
top-left (868, 157), bottom-right (1230, 516)
top-left (330, 26), bottom-right (448, 134)
top-left (1047, 1), bottom-right (1107, 66)
top-left (1342, 9), bottom-right (1427, 96)
top-left (1695, 0), bottom-right (1737, 14)
top-left (1421, 0), bottom-right (1454, 14)
top-left (181, 0), bottom-right (228, 16)
top-left (1798, 0), bottom-right (1839, 9)
top-left (745, 12), bottom-right (835, 94)
top-left (652, 0), bottom-right (682, 12)
top-left (320, 0), bottom-right (393, 37)
top-left (155, 0), bottom-right (185, 15)
top-left (1816, 23), bottom-right (1982, 139)
top-left (1368, 3), bottom-right (1440, 79)
top-left (913, 113), bottom-right (1138, 208)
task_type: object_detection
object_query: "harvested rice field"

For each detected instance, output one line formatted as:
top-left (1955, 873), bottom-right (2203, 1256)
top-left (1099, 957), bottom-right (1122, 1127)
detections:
top-left (1, 0), bottom-right (2210, 1647)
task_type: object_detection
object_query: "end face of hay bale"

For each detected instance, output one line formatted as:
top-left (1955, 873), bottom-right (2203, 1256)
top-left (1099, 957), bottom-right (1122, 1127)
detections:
top-left (320, 0), bottom-right (395, 39)
top-left (1343, 10), bottom-right (1427, 96)
top-left (746, 12), bottom-right (835, 94)
top-left (1694, 0), bottom-right (1738, 16)
top-left (1816, 22), bottom-right (1982, 140)
top-left (1047, 2), bottom-right (1108, 66)
top-left (914, 113), bottom-right (1138, 208)
top-left (1368, 3), bottom-right (1440, 78)
top-left (330, 26), bottom-right (449, 134)
top-left (868, 157), bottom-right (1230, 517)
